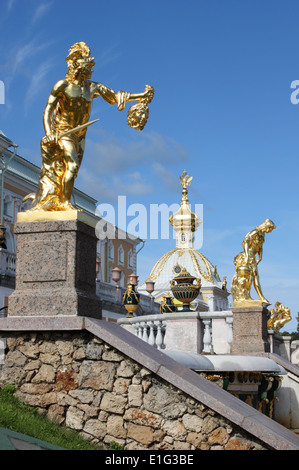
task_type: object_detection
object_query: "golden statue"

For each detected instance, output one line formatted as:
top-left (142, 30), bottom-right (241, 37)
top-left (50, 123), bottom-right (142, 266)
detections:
top-left (267, 302), bottom-right (291, 333)
top-left (231, 219), bottom-right (276, 306)
top-left (23, 42), bottom-right (154, 211)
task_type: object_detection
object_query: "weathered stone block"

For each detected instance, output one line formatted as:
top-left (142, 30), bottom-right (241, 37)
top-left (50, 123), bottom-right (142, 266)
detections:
top-left (83, 419), bottom-right (107, 440)
top-left (79, 361), bottom-right (116, 390)
top-left (107, 414), bottom-right (127, 439)
top-left (100, 392), bottom-right (127, 414)
top-left (127, 423), bottom-right (154, 445)
top-left (124, 408), bottom-right (162, 429)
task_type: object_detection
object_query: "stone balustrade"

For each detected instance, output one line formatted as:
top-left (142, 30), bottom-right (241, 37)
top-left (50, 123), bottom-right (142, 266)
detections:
top-left (119, 315), bottom-right (166, 350)
top-left (118, 310), bottom-right (234, 355)
top-left (96, 281), bottom-right (160, 316)
top-left (0, 249), bottom-right (16, 276)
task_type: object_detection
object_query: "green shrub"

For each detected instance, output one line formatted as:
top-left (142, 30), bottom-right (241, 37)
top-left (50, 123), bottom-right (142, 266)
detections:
top-left (0, 386), bottom-right (103, 450)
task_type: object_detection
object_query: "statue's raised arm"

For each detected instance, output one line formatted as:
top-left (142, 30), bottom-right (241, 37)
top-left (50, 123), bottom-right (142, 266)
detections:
top-left (23, 42), bottom-right (154, 212)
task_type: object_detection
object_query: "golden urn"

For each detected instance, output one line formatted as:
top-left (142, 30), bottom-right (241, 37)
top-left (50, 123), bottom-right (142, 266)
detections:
top-left (170, 268), bottom-right (201, 312)
top-left (122, 278), bottom-right (140, 317)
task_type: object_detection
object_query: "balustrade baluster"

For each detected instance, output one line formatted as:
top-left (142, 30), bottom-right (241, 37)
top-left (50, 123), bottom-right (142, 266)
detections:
top-left (141, 322), bottom-right (148, 343)
top-left (226, 317), bottom-right (233, 353)
top-left (203, 319), bottom-right (212, 353)
top-left (134, 322), bottom-right (140, 338)
top-left (148, 321), bottom-right (155, 347)
top-left (154, 321), bottom-right (163, 350)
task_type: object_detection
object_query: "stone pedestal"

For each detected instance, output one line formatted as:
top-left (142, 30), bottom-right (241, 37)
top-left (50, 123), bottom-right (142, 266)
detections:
top-left (231, 306), bottom-right (270, 354)
top-left (163, 312), bottom-right (203, 354)
top-left (8, 211), bottom-right (102, 319)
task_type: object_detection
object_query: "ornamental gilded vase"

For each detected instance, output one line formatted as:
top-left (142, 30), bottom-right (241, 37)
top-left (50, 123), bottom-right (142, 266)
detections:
top-left (170, 268), bottom-right (201, 312)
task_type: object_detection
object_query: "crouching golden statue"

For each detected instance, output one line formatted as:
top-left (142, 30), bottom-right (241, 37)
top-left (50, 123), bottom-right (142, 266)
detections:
top-left (231, 219), bottom-right (276, 307)
top-left (23, 42), bottom-right (154, 212)
top-left (267, 302), bottom-right (291, 333)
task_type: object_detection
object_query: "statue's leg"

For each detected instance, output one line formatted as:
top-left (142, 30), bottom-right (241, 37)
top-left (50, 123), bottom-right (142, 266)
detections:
top-left (61, 138), bottom-right (79, 207)
top-left (252, 267), bottom-right (270, 304)
top-left (30, 141), bottom-right (59, 209)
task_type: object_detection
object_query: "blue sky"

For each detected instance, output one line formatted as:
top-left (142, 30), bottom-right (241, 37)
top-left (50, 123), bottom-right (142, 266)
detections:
top-left (0, 0), bottom-right (299, 330)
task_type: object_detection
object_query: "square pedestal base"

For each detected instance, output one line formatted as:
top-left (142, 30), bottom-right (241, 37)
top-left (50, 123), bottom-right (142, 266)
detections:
top-left (8, 212), bottom-right (102, 319)
top-left (231, 306), bottom-right (270, 354)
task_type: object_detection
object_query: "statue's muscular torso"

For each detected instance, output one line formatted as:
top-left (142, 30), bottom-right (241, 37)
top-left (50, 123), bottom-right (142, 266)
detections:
top-left (44, 79), bottom-right (117, 135)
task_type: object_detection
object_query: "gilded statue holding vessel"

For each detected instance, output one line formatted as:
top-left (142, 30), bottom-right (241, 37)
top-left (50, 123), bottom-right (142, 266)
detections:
top-left (231, 219), bottom-right (276, 307)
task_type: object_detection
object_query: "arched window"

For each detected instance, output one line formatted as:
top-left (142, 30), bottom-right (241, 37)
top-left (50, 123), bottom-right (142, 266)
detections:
top-left (108, 240), bottom-right (114, 261)
top-left (118, 244), bottom-right (124, 265)
top-left (128, 249), bottom-right (134, 268)
top-left (120, 270), bottom-right (125, 288)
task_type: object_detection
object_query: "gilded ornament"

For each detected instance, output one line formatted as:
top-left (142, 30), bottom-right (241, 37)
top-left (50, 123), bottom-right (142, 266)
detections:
top-left (127, 84), bottom-right (154, 130)
top-left (231, 219), bottom-right (276, 307)
top-left (170, 268), bottom-right (201, 311)
top-left (160, 292), bottom-right (177, 313)
top-left (267, 301), bottom-right (291, 333)
top-left (123, 277), bottom-right (140, 317)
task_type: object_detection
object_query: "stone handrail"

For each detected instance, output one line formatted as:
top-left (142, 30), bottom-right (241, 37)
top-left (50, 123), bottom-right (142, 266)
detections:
top-left (118, 310), bottom-right (234, 354)
top-left (118, 314), bottom-right (166, 350)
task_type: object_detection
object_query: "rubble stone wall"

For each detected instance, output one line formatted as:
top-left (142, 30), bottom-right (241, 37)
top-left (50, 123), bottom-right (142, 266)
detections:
top-left (0, 330), bottom-right (269, 450)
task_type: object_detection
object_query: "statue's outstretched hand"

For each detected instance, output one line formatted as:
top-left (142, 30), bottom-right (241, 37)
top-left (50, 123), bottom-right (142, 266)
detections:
top-left (116, 91), bottom-right (130, 111)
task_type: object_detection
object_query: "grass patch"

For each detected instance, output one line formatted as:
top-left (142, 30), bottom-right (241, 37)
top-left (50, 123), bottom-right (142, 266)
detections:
top-left (0, 385), bottom-right (103, 450)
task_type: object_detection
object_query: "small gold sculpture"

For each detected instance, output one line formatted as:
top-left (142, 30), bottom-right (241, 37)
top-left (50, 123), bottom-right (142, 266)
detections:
top-left (170, 268), bottom-right (201, 311)
top-left (160, 292), bottom-right (177, 314)
top-left (179, 170), bottom-right (193, 191)
top-left (231, 219), bottom-right (276, 307)
top-left (23, 42), bottom-right (154, 212)
top-left (267, 302), bottom-right (291, 333)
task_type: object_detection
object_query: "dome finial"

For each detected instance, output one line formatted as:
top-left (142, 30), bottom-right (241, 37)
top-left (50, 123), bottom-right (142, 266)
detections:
top-left (179, 170), bottom-right (193, 201)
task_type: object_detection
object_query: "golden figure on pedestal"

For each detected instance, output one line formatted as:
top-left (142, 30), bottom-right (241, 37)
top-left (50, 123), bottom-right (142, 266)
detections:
top-left (231, 219), bottom-right (276, 307)
top-left (267, 302), bottom-right (291, 333)
top-left (23, 42), bottom-right (154, 212)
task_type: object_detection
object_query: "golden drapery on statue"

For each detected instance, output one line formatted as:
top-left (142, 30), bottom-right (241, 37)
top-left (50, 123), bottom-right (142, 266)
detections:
top-left (231, 219), bottom-right (276, 307)
top-left (23, 42), bottom-right (154, 212)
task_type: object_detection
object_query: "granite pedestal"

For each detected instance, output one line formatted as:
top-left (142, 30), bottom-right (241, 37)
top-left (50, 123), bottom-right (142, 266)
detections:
top-left (231, 305), bottom-right (270, 354)
top-left (7, 211), bottom-right (102, 319)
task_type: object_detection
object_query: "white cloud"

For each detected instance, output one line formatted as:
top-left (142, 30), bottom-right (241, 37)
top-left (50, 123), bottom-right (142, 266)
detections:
top-left (7, 0), bottom-right (15, 11)
top-left (152, 163), bottom-right (183, 192)
top-left (75, 130), bottom-right (188, 202)
top-left (6, 39), bottom-right (53, 84)
top-left (24, 59), bottom-right (54, 113)
top-left (97, 43), bottom-right (121, 68)
top-left (31, 1), bottom-right (53, 25)
top-left (85, 129), bottom-right (187, 176)
top-left (76, 167), bottom-right (153, 202)
top-left (112, 172), bottom-right (153, 196)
